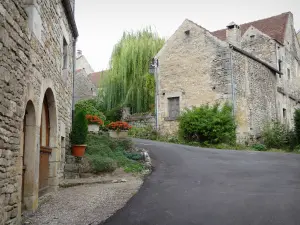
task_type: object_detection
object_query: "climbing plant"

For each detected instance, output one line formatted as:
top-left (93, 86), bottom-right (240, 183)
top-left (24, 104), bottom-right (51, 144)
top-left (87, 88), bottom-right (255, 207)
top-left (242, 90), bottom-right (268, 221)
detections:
top-left (98, 28), bottom-right (164, 113)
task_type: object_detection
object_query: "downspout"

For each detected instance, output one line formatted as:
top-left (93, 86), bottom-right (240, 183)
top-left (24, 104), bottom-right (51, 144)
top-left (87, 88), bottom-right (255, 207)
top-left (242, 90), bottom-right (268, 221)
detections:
top-left (229, 45), bottom-right (236, 116)
top-left (72, 37), bottom-right (77, 121)
top-left (155, 61), bottom-right (159, 131)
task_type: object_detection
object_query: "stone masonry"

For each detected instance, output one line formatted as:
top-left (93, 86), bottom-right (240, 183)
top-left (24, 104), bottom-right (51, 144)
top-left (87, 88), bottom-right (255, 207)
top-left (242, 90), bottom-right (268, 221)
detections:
top-left (0, 0), bottom-right (77, 224)
top-left (156, 12), bottom-right (300, 144)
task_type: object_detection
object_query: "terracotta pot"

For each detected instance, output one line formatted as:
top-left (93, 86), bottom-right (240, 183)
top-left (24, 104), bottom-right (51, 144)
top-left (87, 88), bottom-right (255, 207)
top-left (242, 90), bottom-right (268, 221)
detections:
top-left (72, 145), bottom-right (87, 157)
top-left (109, 130), bottom-right (128, 139)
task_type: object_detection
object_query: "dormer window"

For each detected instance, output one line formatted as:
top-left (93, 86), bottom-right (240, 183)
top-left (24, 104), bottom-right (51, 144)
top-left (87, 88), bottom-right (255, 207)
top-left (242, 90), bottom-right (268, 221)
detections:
top-left (250, 35), bottom-right (255, 39)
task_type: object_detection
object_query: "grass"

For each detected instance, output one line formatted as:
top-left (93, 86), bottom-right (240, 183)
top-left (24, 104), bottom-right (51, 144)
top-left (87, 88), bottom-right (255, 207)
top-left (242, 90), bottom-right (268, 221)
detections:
top-left (85, 133), bottom-right (145, 173)
top-left (129, 127), bottom-right (300, 154)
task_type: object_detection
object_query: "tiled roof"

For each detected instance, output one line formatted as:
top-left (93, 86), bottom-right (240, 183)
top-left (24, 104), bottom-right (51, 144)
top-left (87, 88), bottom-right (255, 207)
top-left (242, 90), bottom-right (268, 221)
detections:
top-left (211, 12), bottom-right (290, 44)
top-left (88, 70), bottom-right (108, 87)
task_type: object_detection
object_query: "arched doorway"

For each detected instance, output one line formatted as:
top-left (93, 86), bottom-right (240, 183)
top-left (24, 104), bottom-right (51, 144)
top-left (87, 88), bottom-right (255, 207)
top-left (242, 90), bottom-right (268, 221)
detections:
top-left (39, 88), bottom-right (58, 196)
top-left (22, 100), bottom-right (37, 211)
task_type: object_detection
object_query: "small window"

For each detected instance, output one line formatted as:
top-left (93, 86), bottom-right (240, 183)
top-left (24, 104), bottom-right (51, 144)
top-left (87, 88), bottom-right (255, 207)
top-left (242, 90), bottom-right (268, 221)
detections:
top-left (287, 68), bottom-right (290, 79)
top-left (62, 38), bottom-right (68, 69)
top-left (283, 108), bottom-right (286, 119)
top-left (278, 59), bottom-right (282, 72)
top-left (250, 35), bottom-right (255, 39)
top-left (168, 97), bottom-right (180, 119)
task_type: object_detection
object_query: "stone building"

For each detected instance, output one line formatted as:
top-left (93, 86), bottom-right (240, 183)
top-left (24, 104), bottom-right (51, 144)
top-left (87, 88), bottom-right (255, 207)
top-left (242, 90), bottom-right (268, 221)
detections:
top-left (156, 12), bottom-right (300, 143)
top-left (75, 50), bottom-right (94, 75)
top-left (0, 0), bottom-right (78, 224)
top-left (74, 68), bottom-right (97, 103)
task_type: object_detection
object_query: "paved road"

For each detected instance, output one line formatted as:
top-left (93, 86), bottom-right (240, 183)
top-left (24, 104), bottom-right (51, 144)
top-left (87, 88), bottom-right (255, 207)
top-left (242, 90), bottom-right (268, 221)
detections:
top-left (102, 139), bottom-right (300, 225)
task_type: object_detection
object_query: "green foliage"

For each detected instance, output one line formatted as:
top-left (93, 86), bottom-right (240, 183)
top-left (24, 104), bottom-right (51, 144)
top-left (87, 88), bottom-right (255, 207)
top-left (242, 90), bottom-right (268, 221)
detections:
top-left (86, 134), bottom-right (145, 173)
top-left (98, 28), bottom-right (165, 113)
top-left (128, 125), bottom-right (158, 140)
top-left (75, 99), bottom-right (106, 121)
top-left (251, 144), bottom-right (267, 151)
top-left (70, 110), bottom-right (88, 145)
top-left (87, 156), bottom-right (117, 173)
top-left (262, 121), bottom-right (289, 149)
top-left (105, 106), bottom-right (123, 122)
top-left (294, 109), bottom-right (300, 143)
top-left (178, 103), bottom-right (236, 144)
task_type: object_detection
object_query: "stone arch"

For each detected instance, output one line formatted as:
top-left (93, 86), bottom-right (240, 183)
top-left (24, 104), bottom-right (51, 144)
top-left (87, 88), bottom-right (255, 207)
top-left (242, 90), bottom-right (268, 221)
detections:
top-left (22, 100), bottom-right (39, 212)
top-left (38, 87), bottom-right (59, 195)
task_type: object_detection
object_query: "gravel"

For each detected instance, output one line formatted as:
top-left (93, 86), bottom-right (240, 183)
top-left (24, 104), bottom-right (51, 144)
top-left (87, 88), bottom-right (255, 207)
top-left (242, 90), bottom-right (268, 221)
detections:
top-left (22, 176), bottom-right (143, 225)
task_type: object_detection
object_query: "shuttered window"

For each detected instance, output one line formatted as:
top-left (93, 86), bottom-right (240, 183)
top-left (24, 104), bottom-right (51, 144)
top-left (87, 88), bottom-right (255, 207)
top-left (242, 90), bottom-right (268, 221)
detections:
top-left (168, 97), bottom-right (180, 119)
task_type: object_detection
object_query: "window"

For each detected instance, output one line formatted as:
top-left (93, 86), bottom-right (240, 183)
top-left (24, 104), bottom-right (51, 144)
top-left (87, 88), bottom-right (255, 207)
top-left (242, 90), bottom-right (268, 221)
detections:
top-left (287, 68), bottom-right (290, 79)
top-left (283, 108), bottom-right (286, 120)
top-left (250, 35), bottom-right (255, 39)
top-left (62, 38), bottom-right (68, 69)
top-left (168, 97), bottom-right (180, 119)
top-left (278, 59), bottom-right (282, 72)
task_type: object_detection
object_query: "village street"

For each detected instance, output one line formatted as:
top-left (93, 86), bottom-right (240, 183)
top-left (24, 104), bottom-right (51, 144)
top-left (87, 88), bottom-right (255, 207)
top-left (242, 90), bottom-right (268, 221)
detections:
top-left (102, 139), bottom-right (300, 225)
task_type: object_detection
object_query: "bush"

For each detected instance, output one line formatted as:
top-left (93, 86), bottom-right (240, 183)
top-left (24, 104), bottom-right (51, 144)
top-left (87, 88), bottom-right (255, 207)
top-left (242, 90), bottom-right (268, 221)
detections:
top-left (128, 125), bottom-right (158, 140)
top-left (87, 156), bottom-right (117, 172)
top-left (251, 144), bottom-right (267, 151)
top-left (75, 99), bottom-right (106, 121)
top-left (124, 152), bottom-right (143, 160)
top-left (178, 103), bottom-right (236, 144)
top-left (294, 109), bottom-right (300, 144)
top-left (105, 106), bottom-right (123, 122)
top-left (262, 121), bottom-right (289, 149)
top-left (70, 110), bottom-right (88, 145)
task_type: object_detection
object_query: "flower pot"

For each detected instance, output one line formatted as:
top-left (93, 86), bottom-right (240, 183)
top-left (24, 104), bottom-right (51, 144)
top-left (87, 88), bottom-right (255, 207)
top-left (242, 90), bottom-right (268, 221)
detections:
top-left (72, 145), bottom-right (87, 157)
top-left (88, 124), bottom-right (99, 133)
top-left (109, 130), bottom-right (128, 139)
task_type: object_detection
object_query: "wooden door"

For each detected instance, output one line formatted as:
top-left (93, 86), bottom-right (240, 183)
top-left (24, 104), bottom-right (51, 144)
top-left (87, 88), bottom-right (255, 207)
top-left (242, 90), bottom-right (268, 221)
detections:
top-left (39, 98), bottom-right (52, 193)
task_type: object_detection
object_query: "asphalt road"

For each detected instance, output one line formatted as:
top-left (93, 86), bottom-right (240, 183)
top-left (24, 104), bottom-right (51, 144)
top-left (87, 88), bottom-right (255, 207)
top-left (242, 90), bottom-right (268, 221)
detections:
top-left (102, 139), bottom-right (300, 225)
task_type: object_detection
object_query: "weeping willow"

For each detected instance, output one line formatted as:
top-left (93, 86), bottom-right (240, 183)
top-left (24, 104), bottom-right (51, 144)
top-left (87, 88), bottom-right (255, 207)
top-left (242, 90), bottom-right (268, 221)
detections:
top-left (99, 28), bottom-right (165, 113)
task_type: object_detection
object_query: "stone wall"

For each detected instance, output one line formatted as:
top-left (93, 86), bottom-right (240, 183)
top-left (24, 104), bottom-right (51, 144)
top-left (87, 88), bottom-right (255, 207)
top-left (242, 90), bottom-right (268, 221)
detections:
top-left (156, 19), bottom-right (233, 135)
top-left (232, 49), bottom-right (278, 143)
top-left (125, 114), bottom-right (155, 129)
top-left (0, 0), bottom-right (75, 224)
top-left (74, 69), bottom-right (97, 104)
top-left (75, 55), bottom-right (94, 75)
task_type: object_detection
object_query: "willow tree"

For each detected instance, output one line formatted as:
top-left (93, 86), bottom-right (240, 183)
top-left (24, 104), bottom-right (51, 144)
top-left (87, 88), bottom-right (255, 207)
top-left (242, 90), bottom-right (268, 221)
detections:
top-left (99, 28), bottom-right (165, 113)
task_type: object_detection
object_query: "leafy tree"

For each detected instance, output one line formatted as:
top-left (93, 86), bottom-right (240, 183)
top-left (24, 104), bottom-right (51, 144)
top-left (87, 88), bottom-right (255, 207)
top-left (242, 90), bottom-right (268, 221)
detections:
top-left (98, 28), bottom-right (164, 113)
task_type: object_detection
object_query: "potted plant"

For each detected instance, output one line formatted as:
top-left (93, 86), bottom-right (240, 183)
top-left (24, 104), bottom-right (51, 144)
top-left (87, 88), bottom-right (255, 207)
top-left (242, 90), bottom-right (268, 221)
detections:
top-left (107, 121), bottom-right (132, 139)
top-left (70, 110), bottom-right (88, 157)
top-left (86, 114), bottom-right (103, 133)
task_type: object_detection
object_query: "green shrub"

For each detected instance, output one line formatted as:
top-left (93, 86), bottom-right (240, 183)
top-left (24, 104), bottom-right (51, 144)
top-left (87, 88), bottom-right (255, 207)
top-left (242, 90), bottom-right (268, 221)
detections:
top-left (128, 125), bottom-right (158, 140)
top-left (124, 162), bottom-right (145, 173)
top-left (287, 130), bottom-right (298, 152)
top-left (251, 144), bottom-right (267, 151)
top-left (75, 99), bottom-right (106, 121)
top-left (262, 121), bottom-right (289, 149)
top-left (124, 152), bottom-right (143, 160)
top-left (86, 144), bottom-right (113, 157)
top-left (178, 103), bottom-right (236, 144)
top-left (87, 156), bottom-right (117, 172)
top-left (294, 109), bottom-right (300, 144)
top-left (70, 110), bottom-right (88, 145)
top-left (105, 106), bottom-right (123, 122)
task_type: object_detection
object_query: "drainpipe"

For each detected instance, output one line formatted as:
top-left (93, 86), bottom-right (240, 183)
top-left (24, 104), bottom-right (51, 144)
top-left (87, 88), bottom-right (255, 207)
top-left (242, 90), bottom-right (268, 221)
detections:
top-left (72, 37), bottom-right (77, 121)
top-left (154, 60), bottom-right (159, 131)
top-left (229, 45), bottom-right (236, 116)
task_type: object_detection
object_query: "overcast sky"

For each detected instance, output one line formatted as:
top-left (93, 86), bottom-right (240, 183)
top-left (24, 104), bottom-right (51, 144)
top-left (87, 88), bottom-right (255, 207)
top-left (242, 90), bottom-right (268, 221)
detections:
top-left (75, 0), bottom-right (300, 72)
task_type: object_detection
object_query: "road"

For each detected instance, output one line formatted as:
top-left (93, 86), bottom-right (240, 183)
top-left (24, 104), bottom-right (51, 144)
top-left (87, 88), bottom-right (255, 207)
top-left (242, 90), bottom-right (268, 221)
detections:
top-left (102, 139), bottom-right (300, 225)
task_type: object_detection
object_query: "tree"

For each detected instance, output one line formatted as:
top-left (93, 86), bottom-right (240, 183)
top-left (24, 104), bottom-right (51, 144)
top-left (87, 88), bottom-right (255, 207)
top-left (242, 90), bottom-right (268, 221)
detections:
top-left (98, 28), bottom-right (164, 113)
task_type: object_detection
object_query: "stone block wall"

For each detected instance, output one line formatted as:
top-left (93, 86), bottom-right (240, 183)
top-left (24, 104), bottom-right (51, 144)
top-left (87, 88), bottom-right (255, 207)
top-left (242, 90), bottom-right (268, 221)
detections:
top-left (74, 68), bottom-right (97, 104)
top-left (156, 19), bottom-right (233, 135)
top-left (0, 0), bottom-right (75, 224)
top-left (125, 115), bottom-right (155, 129)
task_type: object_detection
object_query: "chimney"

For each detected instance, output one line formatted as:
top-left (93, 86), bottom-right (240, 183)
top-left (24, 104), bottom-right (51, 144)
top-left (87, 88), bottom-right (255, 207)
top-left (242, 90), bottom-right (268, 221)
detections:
top-left (77, 49), bottom-right (82, 58)
top-left (226, 22), bottom-right (241, 47)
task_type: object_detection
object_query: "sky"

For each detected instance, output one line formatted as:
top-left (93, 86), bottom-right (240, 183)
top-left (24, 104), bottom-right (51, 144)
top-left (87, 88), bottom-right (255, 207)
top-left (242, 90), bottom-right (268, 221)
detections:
top-left (75, 0), bottom-right (300, 72)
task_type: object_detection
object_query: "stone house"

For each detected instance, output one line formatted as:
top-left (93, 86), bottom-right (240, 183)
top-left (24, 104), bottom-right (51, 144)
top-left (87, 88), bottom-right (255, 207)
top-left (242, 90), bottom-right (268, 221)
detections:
top-left (0, 0), bottom-right (78, 224)
top-left (74, 68), bottom-right (97, 104)
top-left (156, 12), bottom-right (300, 143)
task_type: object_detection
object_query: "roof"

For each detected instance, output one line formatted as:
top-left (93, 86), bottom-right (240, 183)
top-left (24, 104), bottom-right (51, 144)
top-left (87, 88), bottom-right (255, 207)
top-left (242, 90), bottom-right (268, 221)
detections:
top-left (88, 70), bottom-right (108, 87)
top-left (211, 12), bottom-right (290, 45)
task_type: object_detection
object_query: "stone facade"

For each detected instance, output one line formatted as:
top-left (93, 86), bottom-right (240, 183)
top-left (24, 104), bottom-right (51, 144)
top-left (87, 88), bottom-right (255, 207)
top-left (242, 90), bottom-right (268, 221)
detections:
top-left (0, 0), bottom-right (77, 224)
top-left (75, 52), bottom-right (94, 75)
top-left (74, 69), bottom-right (97, 104)
top-left (156, 12), bottom-right (300, 144)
